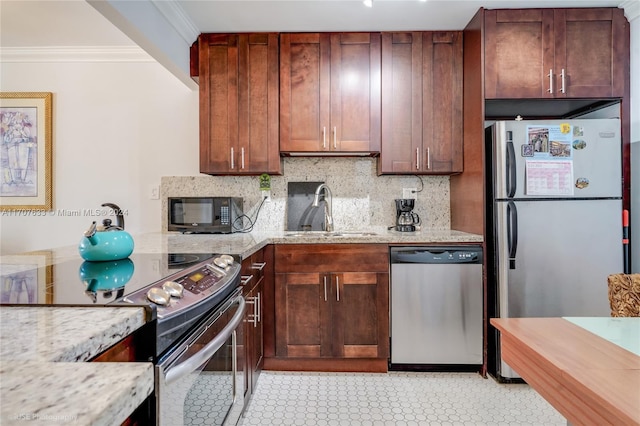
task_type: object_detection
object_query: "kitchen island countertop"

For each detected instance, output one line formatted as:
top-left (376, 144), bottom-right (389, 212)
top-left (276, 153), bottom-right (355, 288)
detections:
top-left (0, 306), bottom-right (154, 425)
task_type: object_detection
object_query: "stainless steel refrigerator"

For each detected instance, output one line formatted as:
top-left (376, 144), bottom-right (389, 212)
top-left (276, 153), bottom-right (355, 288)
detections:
top-left (486, 119), bottom-right (624, 381)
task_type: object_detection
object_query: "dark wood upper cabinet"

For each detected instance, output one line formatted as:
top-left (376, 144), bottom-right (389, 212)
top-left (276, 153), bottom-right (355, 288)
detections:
top-left (198, 33), bottom-right (281, 175)
top-left (280, 33), bottom-right (381, 154)
top-left (379, 32), bottom-right (463, 174)
top-left (484, 8), bottom-right (627, 99)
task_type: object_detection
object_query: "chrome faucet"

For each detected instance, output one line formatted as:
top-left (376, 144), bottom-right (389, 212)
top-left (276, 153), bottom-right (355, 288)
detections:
top-left (312, 183), bottom-right (334, 232)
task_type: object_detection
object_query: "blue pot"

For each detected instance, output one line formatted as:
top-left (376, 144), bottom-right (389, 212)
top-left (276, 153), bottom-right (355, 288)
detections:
top-left (78, 222), bottom-right (134, 262)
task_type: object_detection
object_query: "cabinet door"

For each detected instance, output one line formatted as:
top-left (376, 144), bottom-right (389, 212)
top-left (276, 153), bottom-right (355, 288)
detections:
top-left (251, 277), bottom-right (264, 391)
top-left (199, 34), bottom-right (280, 174)
top-left (331, 272), bottom-right (389, 359)
top-left (380, 32), bottom-right (463, 175)
top-left (554, 8), bottom-right (627, 98)
top-left (280, 33), bottom-right (381, 154)
top-left (422, 32), bottom-right (463, 173)
top-left (484, 9), bottom-right (555, 99)
top-left (280, 33), bottom-right (331, 152)
top-left (380, 32), bottom-right (422, 173)
top-left (330, 33), bottom-right (381, 153)
top-left (200, 34), bottom-right (239, 173)
top-left (238, 33), bottom-right (281, 173)
top-left (274, 272), bottom-right (332, 358)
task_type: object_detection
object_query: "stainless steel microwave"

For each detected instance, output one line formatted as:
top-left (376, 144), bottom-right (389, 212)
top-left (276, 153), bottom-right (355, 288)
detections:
top-left (168, 197), bottom-right (243, 233)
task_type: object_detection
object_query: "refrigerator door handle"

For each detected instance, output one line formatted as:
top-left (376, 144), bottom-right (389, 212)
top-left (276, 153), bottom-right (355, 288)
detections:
top-left (506, 134), bottom-right (516, 198)
top-left (507, 201), bottom-right (518, 269)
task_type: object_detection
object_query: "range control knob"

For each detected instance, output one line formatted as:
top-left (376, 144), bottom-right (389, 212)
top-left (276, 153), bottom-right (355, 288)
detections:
top-left (213, 257), bottom-right (229, 269)
top-left (147, 287), bottom-right (171, 306)
top-left (162, 281), bottom-right (184, 298)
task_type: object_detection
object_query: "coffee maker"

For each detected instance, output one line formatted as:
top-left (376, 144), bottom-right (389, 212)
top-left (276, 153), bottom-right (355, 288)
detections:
top-left (394, 199), bottom-right (420, 232)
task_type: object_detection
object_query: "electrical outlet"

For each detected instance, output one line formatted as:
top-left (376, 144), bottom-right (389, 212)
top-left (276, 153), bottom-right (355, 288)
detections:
top-left (150, 185), bottom-right (160, 200)
top-left (403, 188), bottom-right (417, 200)
top-left (261, 190), bottom-right (271, 202)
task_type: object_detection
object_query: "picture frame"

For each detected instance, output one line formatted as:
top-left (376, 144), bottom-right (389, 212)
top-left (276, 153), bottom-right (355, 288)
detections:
top-left (0, 251), bottom-right (53, 304)
top-left (0, 92), bottom-right (53, 210)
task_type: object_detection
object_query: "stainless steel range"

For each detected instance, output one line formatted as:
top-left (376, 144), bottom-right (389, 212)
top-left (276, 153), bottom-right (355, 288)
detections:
top-left (0, 252), bottom-right (246, 425)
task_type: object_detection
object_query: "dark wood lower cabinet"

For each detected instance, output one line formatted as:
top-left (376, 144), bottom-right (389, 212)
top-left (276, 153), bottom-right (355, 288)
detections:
top-left (241, 246), bottom-right (270, 405)
top-left (270, 244), bottom-right (389, 372)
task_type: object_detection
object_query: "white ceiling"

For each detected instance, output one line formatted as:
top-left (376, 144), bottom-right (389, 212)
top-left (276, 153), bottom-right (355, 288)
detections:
top-left (0, 0), bottom-right (627, 48)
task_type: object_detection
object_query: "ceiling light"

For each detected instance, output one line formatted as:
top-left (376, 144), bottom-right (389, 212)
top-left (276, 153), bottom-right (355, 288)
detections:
top-left (363, 0), bottom-right (373, 7)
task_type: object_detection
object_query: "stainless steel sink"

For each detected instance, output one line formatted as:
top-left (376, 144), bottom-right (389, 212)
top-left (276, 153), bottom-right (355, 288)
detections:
top-left (284, 231), bottom-right (377, 238)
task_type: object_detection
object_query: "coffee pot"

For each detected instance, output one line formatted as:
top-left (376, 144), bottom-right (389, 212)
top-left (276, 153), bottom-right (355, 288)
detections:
top-left (395, 199), bottom-right (420, 232)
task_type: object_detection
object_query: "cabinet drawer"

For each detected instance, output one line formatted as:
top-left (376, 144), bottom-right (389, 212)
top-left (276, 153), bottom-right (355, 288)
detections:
top-left (275, 244), bottom-right (388, 273)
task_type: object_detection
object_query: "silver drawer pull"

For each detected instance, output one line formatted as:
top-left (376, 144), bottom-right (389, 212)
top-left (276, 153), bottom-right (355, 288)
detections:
top-left (251, 262), bottom-right (267, 271)
top-left (240, 275), bottom-right (253, 286)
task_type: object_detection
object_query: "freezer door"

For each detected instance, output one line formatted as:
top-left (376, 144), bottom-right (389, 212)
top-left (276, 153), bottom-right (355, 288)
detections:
top-left (495, 199), bottom-right (623, 378)
top-left (492, 119), bottom-right (622, 199)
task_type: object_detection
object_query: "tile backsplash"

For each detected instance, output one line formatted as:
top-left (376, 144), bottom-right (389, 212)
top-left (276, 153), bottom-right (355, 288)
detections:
top-left (161, 157), bottom-right (450, 232)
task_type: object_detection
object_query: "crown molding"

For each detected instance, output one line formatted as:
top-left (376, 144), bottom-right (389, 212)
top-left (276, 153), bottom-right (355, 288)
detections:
top-left (0, 46), bottom-right (153, 63)
top-left (152, 0), bottom-right (200, 45)
top-left (620, 0), bottom-right (640, 22)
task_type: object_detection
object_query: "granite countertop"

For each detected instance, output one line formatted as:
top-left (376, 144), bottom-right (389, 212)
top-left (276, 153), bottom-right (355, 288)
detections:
top-left (0, 306), bottom-right (153, 425)
top-left (17, 228), bottom-right (483, 265)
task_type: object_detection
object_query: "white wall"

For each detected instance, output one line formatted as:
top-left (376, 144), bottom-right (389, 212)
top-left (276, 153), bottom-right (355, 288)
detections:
top-left (0, 58), bottom-right (199, 254)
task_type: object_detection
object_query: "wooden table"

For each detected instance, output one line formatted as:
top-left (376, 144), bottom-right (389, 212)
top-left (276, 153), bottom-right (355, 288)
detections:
top-left (490, 317), bottom-right (640, 426)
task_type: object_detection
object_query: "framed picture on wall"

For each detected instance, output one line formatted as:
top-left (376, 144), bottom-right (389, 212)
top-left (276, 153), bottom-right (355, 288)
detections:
top-left (0, 92), bottom-right (53, 210)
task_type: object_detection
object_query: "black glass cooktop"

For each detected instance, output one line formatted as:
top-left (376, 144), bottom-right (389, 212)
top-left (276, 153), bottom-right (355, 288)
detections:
top-left (0, 253), bottom-right (216, 306)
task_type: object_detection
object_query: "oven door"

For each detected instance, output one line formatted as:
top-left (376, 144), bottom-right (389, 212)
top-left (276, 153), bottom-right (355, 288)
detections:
top-left (156, 289), bottom-right (246, 426)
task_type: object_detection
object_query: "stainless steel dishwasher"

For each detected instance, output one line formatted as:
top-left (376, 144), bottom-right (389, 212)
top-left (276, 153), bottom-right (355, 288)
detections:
top-left (390, 246), bottom-right (483, 368)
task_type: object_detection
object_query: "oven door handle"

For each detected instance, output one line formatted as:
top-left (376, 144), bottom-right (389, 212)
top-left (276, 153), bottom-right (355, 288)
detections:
top-left (163, 295), bottom-right (246, 385)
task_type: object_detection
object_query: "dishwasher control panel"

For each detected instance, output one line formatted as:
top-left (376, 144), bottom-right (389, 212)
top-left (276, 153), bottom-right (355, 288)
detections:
top-left (390, 246), bottom-right (483, 264)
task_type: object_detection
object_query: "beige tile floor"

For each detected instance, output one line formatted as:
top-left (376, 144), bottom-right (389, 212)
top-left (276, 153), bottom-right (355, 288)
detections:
top-left (239, 371), bottom-right (566, 426)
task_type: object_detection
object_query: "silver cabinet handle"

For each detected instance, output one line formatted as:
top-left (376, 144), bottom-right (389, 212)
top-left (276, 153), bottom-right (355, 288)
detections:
top-left (246, 296), bottom-right (257, 326)
top-left (333, 126), bottom-right (337, 149)
top-left (251, 262), bottom-right (267, 271)
top-left (256, 291), bottom-right (261, 323)
top-left (323, 276), bottom-right (328, 302)
top-left (416, 148), bottom-right (420, 170)
top-left (547, 69), bottom-right (553, 94)
top-left (241, 147), bottom-right (245, 170)
top-left (426, 147), bottom-right (431, 170)
top-left (335, 276), bottom-right (340, 302)
top-left (240, 275), bottom-right (253, 286)
top-left (322, 127), bottom-right (327, 149)
top-left (230, 147), bottom-right (235, 169)
top-left (560, 68), bottom-right (566, 94)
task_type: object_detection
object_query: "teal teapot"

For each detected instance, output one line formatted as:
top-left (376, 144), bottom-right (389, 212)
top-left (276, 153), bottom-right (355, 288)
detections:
top-left (78, 203), bottom-right (134, 261)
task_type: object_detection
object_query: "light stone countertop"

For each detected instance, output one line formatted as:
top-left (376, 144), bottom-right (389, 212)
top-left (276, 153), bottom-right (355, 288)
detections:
top-left (15, 228), bottom-right (483, 266)
top-left (0, 306), bottom-right (148, 362)
top-left (0, 306), bottom-right (153, 425)
top-left (0, 361), bottom-right (153, 426)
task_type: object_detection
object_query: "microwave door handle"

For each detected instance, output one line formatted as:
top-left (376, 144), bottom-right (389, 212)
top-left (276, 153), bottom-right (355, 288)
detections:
top-left (163, 295), bottom-right (246, 385)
